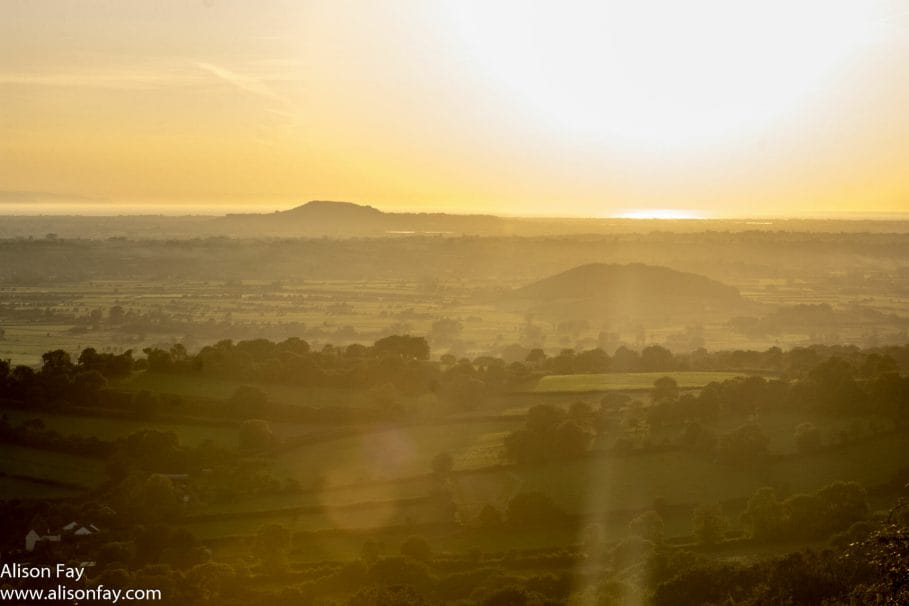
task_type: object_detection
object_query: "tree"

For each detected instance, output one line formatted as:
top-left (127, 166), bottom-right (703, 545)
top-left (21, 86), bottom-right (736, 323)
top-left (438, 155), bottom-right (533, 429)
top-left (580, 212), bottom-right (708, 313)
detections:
top-left (360, 539), bottom-right (381, 565)
top-left (718, 422), bottom-right (769, 466)
top-left (254, 523), bottom-right (290, 572)
top-left (652, 562), bottom-right (752, 606)
top-left (142, 347), bottom-right (174, 373)
top-left (446, 375), bottom-right (486, 410)
top-left (476, 504), bottom-right (502, 527)
top-left (679, 421), bottom-right (717, 453)
top-left (186, 561), bottom-right (235, 604)
top-left (372, 335), bottom-right (430, 360)
top-left (641, 345), bottom-right (674, 371)
top-left (98, 541), bottom-right (134, 566)
top-left (400, 535), bottom-right (432, 562)
top-left (41, 349), bottom-right (73, 374)
top-left (741, 487), bottom-right (784, 540)
top-left (815, 481), bottom-right (868, 533)
top-left (72, 369), bottom-right (107, 403)
top-left (568, 400), bottom-right (595, 426)
top-left (781, 492), bottom-right (825, 538)
top-left (611, 346), bottom-right (640, 371)
top-left (693, 503), bottom-right (727, 545)
top-left (628, 510), bottom-right (664, 543)
top-left (575, 348), bottom-right (610, 372)
top-left (526, 403), bottom-right (565, 433)
top-left (142, 474), bottom-right (180, 519)
top-left (794, 422), bottom-right (822, 453)
top-left (238, 419), bottom-right (275, 452)
top-left (553, 420), bottom-right (592, 458)
top-left (525, 348), bottom-right (547, 365)
top-left (806, 356), bottom-right (866, 414)
top-left (843, 500), bottom-right (909, 604)
top-left (651, 376), bottom-right (679, 403)
top-left (504, 403), bottom-right (591, 463)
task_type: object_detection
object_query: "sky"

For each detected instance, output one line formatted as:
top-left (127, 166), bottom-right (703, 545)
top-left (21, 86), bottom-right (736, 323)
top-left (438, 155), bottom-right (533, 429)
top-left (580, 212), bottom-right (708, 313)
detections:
top-left (0, 0), bottom-right (907, 218)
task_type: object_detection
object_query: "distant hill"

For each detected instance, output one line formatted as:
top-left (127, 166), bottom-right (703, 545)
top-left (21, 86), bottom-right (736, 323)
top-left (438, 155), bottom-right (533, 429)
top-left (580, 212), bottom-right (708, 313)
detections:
top-left (283, 200), bottom-right (385, 219)
top-left (216, 200), bottom-right (506, 236)
top-left (505, 263), bottom-right (745, 320)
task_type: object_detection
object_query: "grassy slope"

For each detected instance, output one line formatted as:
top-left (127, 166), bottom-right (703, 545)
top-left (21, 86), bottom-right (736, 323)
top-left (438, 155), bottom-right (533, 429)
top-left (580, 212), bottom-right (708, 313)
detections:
top-left (0, 443), bottom-right (106, 488)
top-left (1, 408), bottom-right (239, 448)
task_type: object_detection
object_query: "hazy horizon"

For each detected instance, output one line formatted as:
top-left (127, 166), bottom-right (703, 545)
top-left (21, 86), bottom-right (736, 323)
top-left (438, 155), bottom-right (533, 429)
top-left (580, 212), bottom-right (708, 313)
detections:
top-left (1, 198), bottom-right (909, 221)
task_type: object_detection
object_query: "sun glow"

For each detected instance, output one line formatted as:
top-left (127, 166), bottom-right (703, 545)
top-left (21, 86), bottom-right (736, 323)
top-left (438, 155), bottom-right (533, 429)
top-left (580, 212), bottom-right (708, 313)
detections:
top-left (617, 208), bottom-right (705, 220)
top-left (444, 0), bottom-right (888, 151)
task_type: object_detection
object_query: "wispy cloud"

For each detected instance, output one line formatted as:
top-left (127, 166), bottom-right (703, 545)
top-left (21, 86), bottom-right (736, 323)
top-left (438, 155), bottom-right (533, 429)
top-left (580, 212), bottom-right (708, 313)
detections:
top-left (194, 61), bottom-right (284, 102)
top-left (0, 190), bottom-right (106, 203)
top-left (193, 61), bottom-right (301, 136)
top-left (0, 60), bottom-right (300, 95)
top-left (0, 60), bottom-right (301, 140)
top-left (0, 68), bottom-right (195, 90)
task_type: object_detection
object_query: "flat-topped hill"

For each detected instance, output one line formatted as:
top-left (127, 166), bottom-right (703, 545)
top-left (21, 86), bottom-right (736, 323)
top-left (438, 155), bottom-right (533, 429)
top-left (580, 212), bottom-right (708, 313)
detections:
top-left (219, 200), bottom-right (504, 236)
top-left (281, 200), bottom-right (385, 218)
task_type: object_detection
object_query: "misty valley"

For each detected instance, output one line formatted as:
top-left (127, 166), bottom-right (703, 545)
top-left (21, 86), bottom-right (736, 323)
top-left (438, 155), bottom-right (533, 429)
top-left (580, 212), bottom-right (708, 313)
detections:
top-left (0, 209), bottom-right (907, 604)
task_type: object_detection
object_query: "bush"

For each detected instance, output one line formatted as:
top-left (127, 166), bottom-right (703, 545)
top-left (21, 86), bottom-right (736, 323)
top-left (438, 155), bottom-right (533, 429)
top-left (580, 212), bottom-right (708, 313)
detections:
top-left (794, 422), bottom-right (822, 453)
top-left (400, 536), bottom-right (432, 562)
top-left (692, 503), bottom-right (727, 545)
top-left (717, 422), bottom-right (769, 466)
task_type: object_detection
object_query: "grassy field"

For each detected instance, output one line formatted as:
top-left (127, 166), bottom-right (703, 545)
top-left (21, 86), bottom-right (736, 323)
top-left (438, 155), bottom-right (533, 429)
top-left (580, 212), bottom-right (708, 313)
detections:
top-left (1, 408), bottom-right (241, 448)
top-left (3, 274), bottom-right (886, 370)
top-left (184, 424), bottom-right (909, 548)
top-left (183, 496), bottom-right (441, 541)
top-left (117, 373), bottom-right (444, 415)
top-left (447, 431), bottom-right (909, 517)
top-left (0, 279), bottom-right (527, 366)
top-left (0, 444), bottom-right (107, 488)
top-left (201, 516), bottom-right (583, 563)
top-left (0, 476), bottom-right (84, 500)
top-left (272, 420), bottom-right (518, 489)
top-left (527, 371), bottom-right (752, 393)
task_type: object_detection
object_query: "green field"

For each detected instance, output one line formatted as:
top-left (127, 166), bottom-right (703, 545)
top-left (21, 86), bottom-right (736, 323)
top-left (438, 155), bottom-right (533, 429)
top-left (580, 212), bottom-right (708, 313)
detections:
top-left (0, 444), bottom-right (106, 488)
top-left (1, 409), bottom-right (241, 448)
top-left (273, 420), bottom-right (518, 489)
top-left (0, 476), bottom-right (83, 500)
top-left (117, 372), bottom-right (443, 414)
top-left (196, 515), bottom-right (582, 562)
top-left (528, 371), bottom-right (753, 393)
top-left (185, 415), bottom-right (909, 547)
top-left (2, 270), bottom-right (883, 371)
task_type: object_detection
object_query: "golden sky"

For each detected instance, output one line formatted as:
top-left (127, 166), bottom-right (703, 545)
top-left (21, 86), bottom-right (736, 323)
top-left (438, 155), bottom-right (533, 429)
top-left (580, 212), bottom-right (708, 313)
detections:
top-left (0, 1), bottom-right (906, 217)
